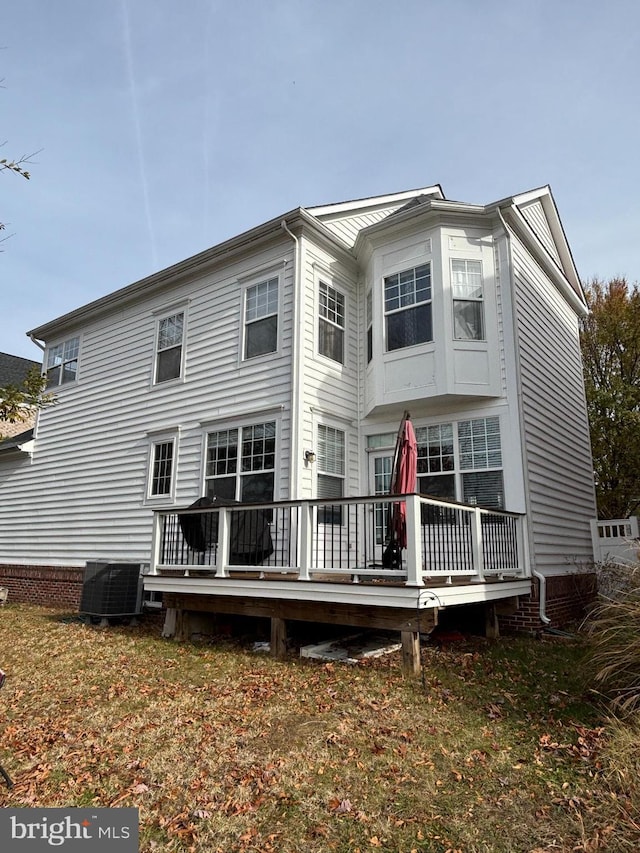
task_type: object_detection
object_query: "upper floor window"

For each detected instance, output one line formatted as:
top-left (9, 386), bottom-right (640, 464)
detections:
top-left (317, 424), bottom-right (345, 523)
top-left (46, 336), bottom-right (79, 387)
top-left (155, 312), bottom-right (184, 383)
top-left (245, 278), bottom-right (278, 359)
top-left (205, 421), bottom-right (276, 503)
top-left (451, 259), bottom-right (484, 341)
top-left (366, 290), bottom-right (373, 364)
top-left (149, 439), bottom-right (175, 497)
top-left (318, 281), bottom-right (345, 364)
top-left (384, 264), bottom-right (432, 351)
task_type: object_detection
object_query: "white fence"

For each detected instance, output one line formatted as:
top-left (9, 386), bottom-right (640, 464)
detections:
top-left (591, 517), bottom-right (640, 566)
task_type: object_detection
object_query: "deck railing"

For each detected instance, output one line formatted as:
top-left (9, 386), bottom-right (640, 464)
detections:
top-left (150, 494), bottom-right (527, 586)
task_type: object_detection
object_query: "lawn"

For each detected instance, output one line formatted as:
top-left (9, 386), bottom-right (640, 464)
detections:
top-left (0, 604), bottom-right (636, 852)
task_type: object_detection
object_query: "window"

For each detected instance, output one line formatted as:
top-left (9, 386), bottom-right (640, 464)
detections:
top-left (451, 259), bottom-right (484, 340)
top-left (317, 424), bottom-right (345, 524)
top-left (458, 416), bottom-right (503, 508)
top-left (46, 337), bottom-right (79, 387)
top-left (366, 290), bottom-right (373, 363)
top-left (413, 416), bottom-right (503, 510)
top-left (245, 278), bottom-right (278, 358)
top-left (318, 281), bottom-right (345, 363)
top-left (150, 440), bottom-right (175, 497)
top-left (205, 421), bottom-right (276, 502)
top-left (384, 264), bottom-right (432, 351)
top-left (155, 312), bottom-right (184, 383)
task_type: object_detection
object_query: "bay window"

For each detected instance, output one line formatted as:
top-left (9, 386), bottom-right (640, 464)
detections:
top-left (384, 263), bottom-right (432, 351)
top-left (452, 259), bottom-right (485, 341)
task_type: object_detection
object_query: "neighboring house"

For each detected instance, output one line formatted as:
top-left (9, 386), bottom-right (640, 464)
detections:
top-left (0, 185), bottom-right (597, 666)
top-left (0, 351), bottom-right (41, 440)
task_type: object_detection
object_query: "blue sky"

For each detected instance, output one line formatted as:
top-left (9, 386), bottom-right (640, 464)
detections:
top-left (3, 0), bottom-right (639, 360)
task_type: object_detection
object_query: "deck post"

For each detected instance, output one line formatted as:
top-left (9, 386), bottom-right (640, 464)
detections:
top-left (401, 630), bottom-right (421, 675)
top-left (470, 508), bottom-right (485, 581)
top-left (298, 502), bottom-right (312, 581)
top-left (271, 617), bottom-right (287, 659)
top-left (215, 508), bottom-right (230, 578)
top-left (150, 512), bottom-right (163, 575)
top-left (405, 494), bottom-right (424, 587)
top-left (485, 603), bottom-right (499, 639)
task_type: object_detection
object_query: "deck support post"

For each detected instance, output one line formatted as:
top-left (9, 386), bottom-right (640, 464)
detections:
top-left (401, 630), bottom-right (421, 676)
top-left (485, 603), bottom-right (499, 639)
top-left (271, 617), bottom-right (287, 659)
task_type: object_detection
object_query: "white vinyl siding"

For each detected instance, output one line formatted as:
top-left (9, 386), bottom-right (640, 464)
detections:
top-left (518, 200), bottom-right (562, 267)
top-left (0, 243), bottom-right (293, 567)
top-left (511, 234), bottom-right (596, 572)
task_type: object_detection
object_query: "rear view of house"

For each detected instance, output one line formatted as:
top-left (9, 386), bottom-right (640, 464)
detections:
top-left (0, 184), bottom-right (597, 665)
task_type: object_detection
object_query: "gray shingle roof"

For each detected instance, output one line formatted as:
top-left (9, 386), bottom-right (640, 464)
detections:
top-left (0, 352), bottom-right (41, 386)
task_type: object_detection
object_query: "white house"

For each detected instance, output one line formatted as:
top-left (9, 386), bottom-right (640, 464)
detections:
top-left (0, 184), bottom-right (597, 668)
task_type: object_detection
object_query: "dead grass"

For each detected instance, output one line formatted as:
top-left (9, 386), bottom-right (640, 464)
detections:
top-left (0, 604), bottom-right (636, 852)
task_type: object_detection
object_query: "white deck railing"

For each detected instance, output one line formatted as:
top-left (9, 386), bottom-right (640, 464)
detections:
top-left (150, 494), bottom-right (527, 587)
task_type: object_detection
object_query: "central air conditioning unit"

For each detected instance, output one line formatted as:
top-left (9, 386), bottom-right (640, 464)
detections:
top-left (80, 562), bottom-right (143, 619)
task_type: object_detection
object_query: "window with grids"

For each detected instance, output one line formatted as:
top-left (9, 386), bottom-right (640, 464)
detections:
top-left (318, 281), bottom-right (345, 363)
top-left (150, 440), bottom-right (175, 497)
top-left (46, 337), bottom-right (80, 387)
top-left (205, 421), bottom-right (275, 502)
top-left (410, 416), bottom-right (504, 510)
top-left (245, 278), bottom-right (278, 358)
top-left (458, 416), bottom-right (503, 508)
top-left (155, 312), bottom-right (184, 383)
top-left (384, 264), bottom-right (432, 351)
top-left (451, 259), bottom-right (485, 340)
top-left (317, 424), bottom-right (345, 524)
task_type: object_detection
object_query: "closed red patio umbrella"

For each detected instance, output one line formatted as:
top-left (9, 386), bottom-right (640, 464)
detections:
top-left (383, 412), bottom-right (418, 566)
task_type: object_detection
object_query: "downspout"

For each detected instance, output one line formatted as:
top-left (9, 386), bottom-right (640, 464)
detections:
top-left (281, 219), bottom-right (302, 499)
top-left (496, 207), bottom-right (550, 626)
top-left (28, 334), bottom-right (46, 352)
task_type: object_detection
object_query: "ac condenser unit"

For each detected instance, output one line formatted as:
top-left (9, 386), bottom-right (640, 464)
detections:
top-left (80, 562), bottom-right (143, 618)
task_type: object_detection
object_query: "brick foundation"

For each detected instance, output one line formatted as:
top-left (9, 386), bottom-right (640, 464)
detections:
top-left (0, 565), bottom-right (84, 609)
top-left (499, 572), bottom-right (597, 633)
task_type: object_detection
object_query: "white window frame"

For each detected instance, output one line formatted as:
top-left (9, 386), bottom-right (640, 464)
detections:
top-left (243, 276), bottom-right (280, 360)
top-left (316, 422), bottom-right (346, 524)
top-left (383, 263), bottom-right (433, 352)
top-left (153, 309), bottom-right (186, 385)
top-left (451, 259), bottom-right (485, 341)
top-left (413, 415), bottom-right (504, 509)
top-left (46, 336), bottom-right (80, 387)
top-left (318, 279), bottom-right (346, 365)
top-left (146, 431), bottom-right (179, 503)
top-left (204, 419), bottom-right (277, 503)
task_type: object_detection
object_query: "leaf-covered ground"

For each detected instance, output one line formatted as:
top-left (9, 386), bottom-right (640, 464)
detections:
top-left (0, 605), bottom-right (635, 852)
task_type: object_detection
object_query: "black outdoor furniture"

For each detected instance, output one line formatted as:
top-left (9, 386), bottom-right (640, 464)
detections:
top-left (179, 496), bottom-right (274, 566)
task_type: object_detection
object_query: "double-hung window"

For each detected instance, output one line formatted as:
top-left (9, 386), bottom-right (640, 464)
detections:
top-left (452, 259), bottom-right (484, 341)
top-left (317, 424), bottom-right (345, 524)
top-left (155, 312), bottom-right (184, 383)
top-left (414, 416), bottom-right (504, 510)
top-left (148, 437), bottom-right (176, 499)
top-left (46, 336), bottom-right (80, 387)
top-left (205, 421), bottom-right (276, 503)
top-left (245, 278), bottom-right (278, 358)
top-left (366, 290), bottom-right (373, 363)
top-left (318, 281), bottom-right (345, 364)
top-left (384, 264), bottom-right (432, 351)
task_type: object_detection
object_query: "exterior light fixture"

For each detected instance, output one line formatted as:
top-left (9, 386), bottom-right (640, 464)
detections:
top-left (304, 450), bottom-right (316, 463)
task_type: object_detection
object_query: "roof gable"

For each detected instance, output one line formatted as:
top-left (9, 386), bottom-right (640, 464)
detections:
top-left (306, 185), bottom-right (444, 247)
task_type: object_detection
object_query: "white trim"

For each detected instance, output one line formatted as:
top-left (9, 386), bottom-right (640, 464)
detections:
top-left (307, 186), bottom-right (444, 217)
